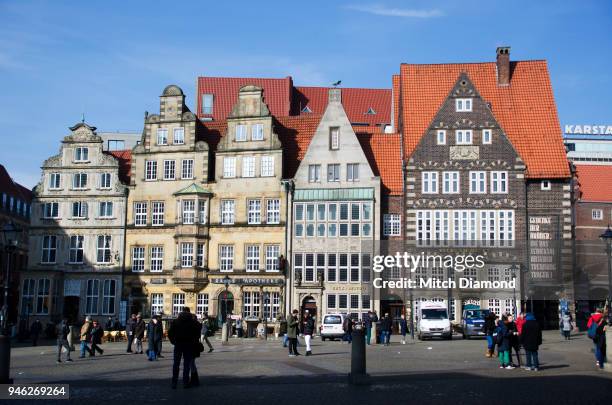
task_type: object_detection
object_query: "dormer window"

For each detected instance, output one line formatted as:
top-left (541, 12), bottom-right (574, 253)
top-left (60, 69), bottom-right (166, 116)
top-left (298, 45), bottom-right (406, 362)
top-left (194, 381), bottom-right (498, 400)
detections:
top-left (236, 125), bottom-right (247, 142)
top-left (329, 127), bottom-right (340, 150)
top-left (541, 180), bottom-right (551, 191)
top-left (366, 107), bottom-right (376, 115)
top-left (252, 124), bottom-right (264, 141)
top-left (482, 129), bottom-right (492, 144)
top-left (455, 130), bottom-right (473, 145)
top-left (456, 98), bottom-right (472, 112)
top-left (173, 128), bottom-right (185, 144)
top-left (301, 106), bottom-right (312, 113)
top-left (201, 94), bottom-right (213, 114)
top-left (74, 147), bottom-right (89, 162)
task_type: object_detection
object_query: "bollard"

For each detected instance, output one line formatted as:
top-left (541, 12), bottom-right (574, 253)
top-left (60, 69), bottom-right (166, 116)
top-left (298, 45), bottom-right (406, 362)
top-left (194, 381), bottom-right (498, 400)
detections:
top-left (0, 334), bottom-right (12, 383)
top-left (221, 322), bottom-right (229, 345)
top-left (348, 327), bottom-right (369, 385)
top-left (605, 327), bottom-right (612, 372)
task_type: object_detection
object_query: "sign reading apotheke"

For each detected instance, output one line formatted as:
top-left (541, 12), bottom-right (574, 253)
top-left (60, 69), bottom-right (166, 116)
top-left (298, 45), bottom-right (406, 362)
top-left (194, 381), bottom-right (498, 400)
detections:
top-left (210, 277), bottom-right (284, 286)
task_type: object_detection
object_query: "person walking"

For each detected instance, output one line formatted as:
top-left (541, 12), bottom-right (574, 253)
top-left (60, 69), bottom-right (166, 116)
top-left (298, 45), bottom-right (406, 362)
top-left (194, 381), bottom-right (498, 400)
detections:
top-left (380, 313), bottom-right (392, 346)
top-left (30, 319), bottom-right (42, 346)
top-left (560, 311), bottom-right (573, 341)
top-left (236, 316), bottom-right (244, 338)
top-left (483, 312), bottom-right (497, 358)
top-left (302, 311), bottom-right (315, 356)
top-left (56, 318), bottom-right (73, 363)
top-left (587, 309), bottom-right (607, 369)
top-left (79, 316), bottom-right (93, 358)
top-left (134, 314), bottom-right (146, 354)
top-left (507, 314), bottom-right (521, 368)
top-left (200, 313), bottom-right (214, 353)
top-left (126, 313), bottom-right (137, 353)
top-left (364, 311), bottom-right (373, 345)
top-left (168, 307), bottom-right (200, 389)
top-left (286, 309), bottom-right (300, 357)
top-left (496, 315), bottom-right (513, 369)
top-left (399, 314), bottom-right (408, 345)
top-left (520, 313), bottom-right (542, 371)
top-left (279, 315), bottom-right (288, 347)
top-left (343, 316), bottom-right (354, 344)
top-left (90, 320), bottom-right (104, 356)
top-left (104, 317), bottom-right (113, 331)
top-left (112, 317), bottom-right (122, 331)
top-left (147, 315), bottom-right (163, 361)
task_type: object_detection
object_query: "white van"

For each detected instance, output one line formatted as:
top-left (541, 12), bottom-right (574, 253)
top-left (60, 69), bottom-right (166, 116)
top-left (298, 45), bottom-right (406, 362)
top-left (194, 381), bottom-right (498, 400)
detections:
top-left (320, 313), bottom-right (347, 341)
top-left (417, 303), bottom-right (452, 340)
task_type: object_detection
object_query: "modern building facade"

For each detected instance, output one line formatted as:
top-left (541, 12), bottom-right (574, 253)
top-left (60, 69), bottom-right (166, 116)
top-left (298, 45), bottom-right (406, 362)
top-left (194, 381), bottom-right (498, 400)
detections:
top-left (563, 126), bottom-right (612, 164)
top-left (99, 131), bottom-right (141, 152)
top-left (22, 122), bottom-right (128, 323)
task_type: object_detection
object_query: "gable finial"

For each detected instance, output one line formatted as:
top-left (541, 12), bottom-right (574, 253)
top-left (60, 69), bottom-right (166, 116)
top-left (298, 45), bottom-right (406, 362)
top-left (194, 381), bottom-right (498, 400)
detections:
top-left (81, 112), bottom-right (85, 123)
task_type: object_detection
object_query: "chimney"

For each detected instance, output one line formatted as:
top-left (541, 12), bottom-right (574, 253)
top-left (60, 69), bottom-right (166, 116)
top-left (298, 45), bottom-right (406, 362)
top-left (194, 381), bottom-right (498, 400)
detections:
top-left (496, 46), bottom-right (511, 86)
top-left (329, 88), bottom-right (341, 104)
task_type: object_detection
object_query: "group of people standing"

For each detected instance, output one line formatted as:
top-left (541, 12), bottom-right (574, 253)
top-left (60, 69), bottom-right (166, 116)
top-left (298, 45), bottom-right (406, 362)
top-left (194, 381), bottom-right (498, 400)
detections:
top-left (484, 312), bottom-right (542, 370)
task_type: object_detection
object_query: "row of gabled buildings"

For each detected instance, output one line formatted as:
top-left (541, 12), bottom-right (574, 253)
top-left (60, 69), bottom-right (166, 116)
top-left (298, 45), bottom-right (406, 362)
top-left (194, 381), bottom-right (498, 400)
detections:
top-left (18, 47), bottom-right (597, 330)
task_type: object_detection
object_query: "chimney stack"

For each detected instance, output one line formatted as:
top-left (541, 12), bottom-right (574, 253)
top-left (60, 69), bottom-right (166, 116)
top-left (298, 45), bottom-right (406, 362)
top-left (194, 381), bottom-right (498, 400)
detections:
top-left (496, 46), bottom-right (511, 86)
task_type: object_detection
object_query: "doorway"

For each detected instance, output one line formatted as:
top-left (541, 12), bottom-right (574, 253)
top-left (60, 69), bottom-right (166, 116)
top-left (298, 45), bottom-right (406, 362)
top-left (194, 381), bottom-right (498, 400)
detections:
top-left (301, 296), bottom-right (317, 324)
top-left (63, 297), bottom-right (80, 324)
top-left (218, 291), bottom-right (234, 326)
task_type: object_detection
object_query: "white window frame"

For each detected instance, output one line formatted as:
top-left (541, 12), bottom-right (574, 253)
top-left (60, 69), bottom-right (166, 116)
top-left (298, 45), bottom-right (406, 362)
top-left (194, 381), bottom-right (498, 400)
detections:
top-left (145, 160), bottom-right (157, 181)
top-left (247, 199), bottom-right (261, 224)
top-left (49, 172), bottom-right (61, 190)
top-left (74, 147), bottom-right (89, 162)
top-left (592, 209), bottom-right (603, 220)
top-left (151, 293), bottom-right (164, 316)
top-left (102, 279), bottom-right (116, 315)
top-left (219, 245), bottom-right (234, 272)
top-left (383, 214), bottom-right (401, 236)
top-left (43, 202), bottom-right (59, 219)
top-left (469, 171), bottom-right (487, 194)
top-left (99, 201), bottom-right (113, 218)
top-left (157, 128), bottom-right (168, 145)
top-left (308, 164), bottom-right (321, 183)
top-left (69, 235), bottom-right (84, 264)
top-left (181, 159), bottom-right (194, 179)
top-left (235, 124), bottom-right (247, 142)
top-left (242, 156), bottom-right (255, 178)
top-left (152, 201), bottom-right (165, 226)
top-left (96, 235), bottom-right (112, 264)
top-left (223, 157), bottom-right (236, 178)
top-left (330, 127), bottom-right (340, 150)
top-left (72, 173), bottom-right (88, 189)
top-left (163, 160), bottom-right (176, 180)
top-left (252, 123), bottom-right (264, 141)
top-left (456, 98), bottom-right (472, 112)
top-left (181, 243), bottom-right (194, 267)
top-left (265, 245), bottom-right (280, 271)
top-left (266, 199), bottom-right (280, 224)
top-left (41, 235), bottom-right (57, 264)
top-left (347, 163), bottom-right (359, 182)
top-left (221, 200), bottom-right (235, 225)
top-left (172, 293), bottom-right (185, 317)
top-left (482, 129), bottom-right (492, 144)
top-left (443, 171), bottom-right (460, 194)
top-left (246, 245), bottom-right (260, 272)
top-left (150, 246), bottom-right (164, 272)
top-left (134, 202), bottom-right (147, 226)
top-left (261, 156), bottom-right (274, 177)
top-left (490, 171), bottom-right (508, 194)
top-left (541, 180), bottom-right (551, 191)
top-left (99, 172), bottom-right (112, 189)
top-left (437, 130), bottom-right (446, 145)
top-left (196, 293), bottom-right (209, 317)
top-left (85, 279), bottom-right (99, 315)
top-left (182, 200), bottom-right (195, 224)
top-left (422, 171), bottom-right (438, 194)
top-left (455, 130), bottom-right (473, 145)
top-left (327, 164), bottom-right (340, 182)
top-left (173, 127), bottom-right (185, 145)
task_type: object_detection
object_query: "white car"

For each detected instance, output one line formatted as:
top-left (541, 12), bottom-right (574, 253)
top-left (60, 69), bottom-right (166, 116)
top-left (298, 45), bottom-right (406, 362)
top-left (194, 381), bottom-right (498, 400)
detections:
top-left (320, 313), bottom-right (347, 341)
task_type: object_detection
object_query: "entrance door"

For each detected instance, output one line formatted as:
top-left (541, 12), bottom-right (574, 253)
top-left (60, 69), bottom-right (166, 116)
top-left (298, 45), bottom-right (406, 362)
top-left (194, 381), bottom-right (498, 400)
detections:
top-left (381, 296), bottom-right (404, 333)
top-left (301, 296), bottom-right (317, 324)
top-left (63, 297), bottom-right (80, 324)
top-left (218, 291), bottom-right (234, 325)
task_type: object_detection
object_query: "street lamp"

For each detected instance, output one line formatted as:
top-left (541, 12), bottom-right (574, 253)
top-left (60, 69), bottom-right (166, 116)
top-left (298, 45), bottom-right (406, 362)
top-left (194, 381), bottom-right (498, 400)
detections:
top-left (599, 226), bottom-right (612, 324)
top-left (1, 221), bottom-right (20, 384)
top-left (221, 275), bottom-right (232, 344)
top-left (509, 263), bottom-right (519, 316)
top-left (263, 291), bottom-right (270, 340)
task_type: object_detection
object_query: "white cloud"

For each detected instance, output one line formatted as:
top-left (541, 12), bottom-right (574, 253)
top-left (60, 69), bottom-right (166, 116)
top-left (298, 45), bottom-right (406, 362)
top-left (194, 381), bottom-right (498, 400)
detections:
top-left (345, 3), bottom-right (444, 18)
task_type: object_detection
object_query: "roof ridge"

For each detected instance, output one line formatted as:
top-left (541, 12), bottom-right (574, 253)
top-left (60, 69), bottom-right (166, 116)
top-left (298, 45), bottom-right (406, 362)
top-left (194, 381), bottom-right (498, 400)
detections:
top-left (400, 59), bottom-right (547, 67)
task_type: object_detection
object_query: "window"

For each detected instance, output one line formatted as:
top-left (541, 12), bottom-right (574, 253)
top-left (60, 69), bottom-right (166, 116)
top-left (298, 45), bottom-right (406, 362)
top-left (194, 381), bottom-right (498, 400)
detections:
top-left (437, 130), bottom-right (446, 145)
top-left (35, 278), bottom-right (50, 314)
top-left (339, 254), bottom-right (348, 282)
top-left (182, 200), bottom-right (195, 224)
top-left (265, 245), bottom-right (280, 271)
top-left (266, 199), bottom-right (280, 224)
top-left (329, 127), bottom-right (340, 150)
top-left (592, 209), bottom-right (603, 220)
top-left (173, 127), bottom-right (185, 144)
top-left (71, 201), bottom-right (87, 218)
top-left (308, 165), bottom-right (321, 182)
top-left (443, 172), bottom-right (460, 194)
top-left (327, 294), bottom-right (336, 309)
top-left (490, 171), bottom-right (508, 193)
top-left (196, 294), bottom-right (209, 317)
top-left (246, 245), bottom-right (260, 272)
top-left (97, 235), bottom-right (112, 263)
top-left (261, 156), bottom-right (274, 177)
top-left (456, 98), bottom-right (472, 112)
top-left (247, 199), bottom-right (261, 224)
top-left (145, 161), bottom-right (157, 181)
top-left (21, 279), bottom-right (35, 316)
top-left (264, 292), bottom-right (281, 321)
top-left (131, 247), bottom-right (145, 271)
top-left (235, 125), bottom-right (247, 141)
top-left (69, 235), bottom-right (84, 264)
top-left (41, 235), bottom-right (57, 263)
top-left (221, 200), bottom-right (235, 225)
top-left (181, 243), bottom-right (193, 267)
top-left (541, 180), bottom-right (551, 191)
top-left (339, 294), bottom-right (348, 309)
top-left (347, 163), bottom-right (359, 182)
top-left (181, 159), bottom-right (194, 179)
top-left (172, 293), bottom-right (185, 317)
top-left (100, 173), bottom-right (112, 189)
top-left (157, 129), bottom-right (168, 145)
top-left (223, 157), bottom-right (236, 178)
top-left (202, 94), bottom-right (213, 114)
top-left (252, 123), bottom-right (264, 141)
top-left (150, 246), bottom-right (164, 272)
top-left (196, 243), bottom-right (205, 267)
top-left (198, 200), bottom-right (207, 224)
top-left (327, 164), bottom-right (340, 182)
top-left (107, 140), bottom-right (125, 150)
top-left (350, 294), bottom-right (360, 309)
top-left (422, 172), bottom-right (438, 194)
top-left (383, 214), bottom-right (401, 236)
top-left (482, 129), bottom-right (492, 144)
top-left (219, 245), bottom-right (234, 271)
top-left (488, 299), bottom-right (501, 316)
top-left (99, 201), bottom-right (113, 218)
top-left (85, 279), bottom-right (99, 314)
top-left (350, 254), bottom-right (360, 282)
top-left (73, 173), bottom-right (88, 189)
top-left (43, 202), bottom-right (59, 218)
top-left (49, 173), bottom-right (61, 189)
top-left (243, 291), bottom-right (260, 318)
top-left (455, 130), bottom-right (473, 144)
top-left (152, 202), bottom-right (164, 226)
top-left (134, 202), bottom-right (147, 226)
top-left (242, 156), bottom-right (255, 177)
top-left (327, 254), bottom-right (337, 282)
top-left (470, 171), bottom-right (487, 194)
top-left (151, 293), bottom-right (164, 316)
top-left (304, 254), bottom-right (315, 282)
top-left (163, 160), bottom-right (176, 180)
top-left (102, 280), bottom-right (116, 315)
top-left (75, 147), bottom-right (89, 162)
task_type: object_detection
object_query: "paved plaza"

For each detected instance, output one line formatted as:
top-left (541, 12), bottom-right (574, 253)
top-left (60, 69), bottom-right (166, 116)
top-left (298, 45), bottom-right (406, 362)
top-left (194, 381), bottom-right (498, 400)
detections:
top-left (7, 330), bottom-right (612, 404)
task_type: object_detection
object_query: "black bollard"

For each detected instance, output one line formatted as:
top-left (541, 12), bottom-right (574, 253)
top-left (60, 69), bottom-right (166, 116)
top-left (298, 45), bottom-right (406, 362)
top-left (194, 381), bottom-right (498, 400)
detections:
top-left (348, 327), bottom-right (369, 385)
top-left (0, 334), bottom-right (12, 383)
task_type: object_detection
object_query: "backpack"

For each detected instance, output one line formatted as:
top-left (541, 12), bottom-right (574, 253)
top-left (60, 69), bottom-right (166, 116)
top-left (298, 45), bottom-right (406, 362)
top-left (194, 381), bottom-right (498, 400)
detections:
top-left (587, 321), bottom-right (598, 340)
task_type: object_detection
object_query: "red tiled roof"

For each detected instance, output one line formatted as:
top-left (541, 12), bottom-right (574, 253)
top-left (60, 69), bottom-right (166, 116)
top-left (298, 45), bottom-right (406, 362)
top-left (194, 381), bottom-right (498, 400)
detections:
top-left (0, 164), bottom-right (32, 202)
top-left (293, 87), bottom-right (391, 126)
top-left (105, 150), bottom-right (132, 184)
top-left (274, 116), bottom-right (322, 179)
top-left (575, 164), bottom-right (612, 202)
top-left (197, 77), bottom-right (292, 120)
top-left (400, 61), bottom-right (570, 179)
top-left (356, 132), bottom-right (403, 196)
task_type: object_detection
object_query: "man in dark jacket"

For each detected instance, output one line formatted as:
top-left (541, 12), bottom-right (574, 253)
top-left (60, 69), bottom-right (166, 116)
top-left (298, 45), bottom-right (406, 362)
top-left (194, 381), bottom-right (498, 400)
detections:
top-left (90, 320), bottom-right (104, 356)
top-left (147, 316), bottom-right (163, 361)
top-left (126, 313), bottom-right (137, 353)
top-left (56, 319), bottom-right (72, 363)
top-left (286, 310), bottom-right (300, 356)
top-left (133, 314), bottom-right (146, 354)
top-left (483, 313), bottom-right (497, 358)
top-left (507, 314), bottom-right (521, 367)
top-left (520, 313), bottom-right (542, 371)
top-left (364, 311), bottom-right (373, 345)
top-left (168, 307), bottom-right (200, 389)
top-left (104, 317), bottom-right (113, 331)
top-left (30, 319), bottom-right (42, 346)
top-left (380, 313), bottom-right (392, 346)
top-left (302, 311), bottom-right (315, 356)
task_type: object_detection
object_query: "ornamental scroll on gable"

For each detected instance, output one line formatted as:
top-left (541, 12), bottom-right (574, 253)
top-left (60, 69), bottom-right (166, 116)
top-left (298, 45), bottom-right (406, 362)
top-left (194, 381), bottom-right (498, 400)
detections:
top-left (229, 85), bottom-right (270, 118)
top-left (63, 122), bottom-right (102, 143)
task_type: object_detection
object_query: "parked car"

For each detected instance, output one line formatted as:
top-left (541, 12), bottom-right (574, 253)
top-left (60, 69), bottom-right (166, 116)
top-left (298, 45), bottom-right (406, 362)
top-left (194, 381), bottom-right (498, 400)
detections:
top-left (417, 303), bottom-right (452, 340)
top-left (320, 313), bottom-right (347, 341)
top-left (459, 305), bottom-right (490, 339)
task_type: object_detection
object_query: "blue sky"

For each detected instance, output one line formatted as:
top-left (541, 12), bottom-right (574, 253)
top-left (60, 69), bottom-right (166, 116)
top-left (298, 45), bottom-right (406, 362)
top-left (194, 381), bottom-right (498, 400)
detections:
top-left (1, 0), bottom-right (611, 188)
